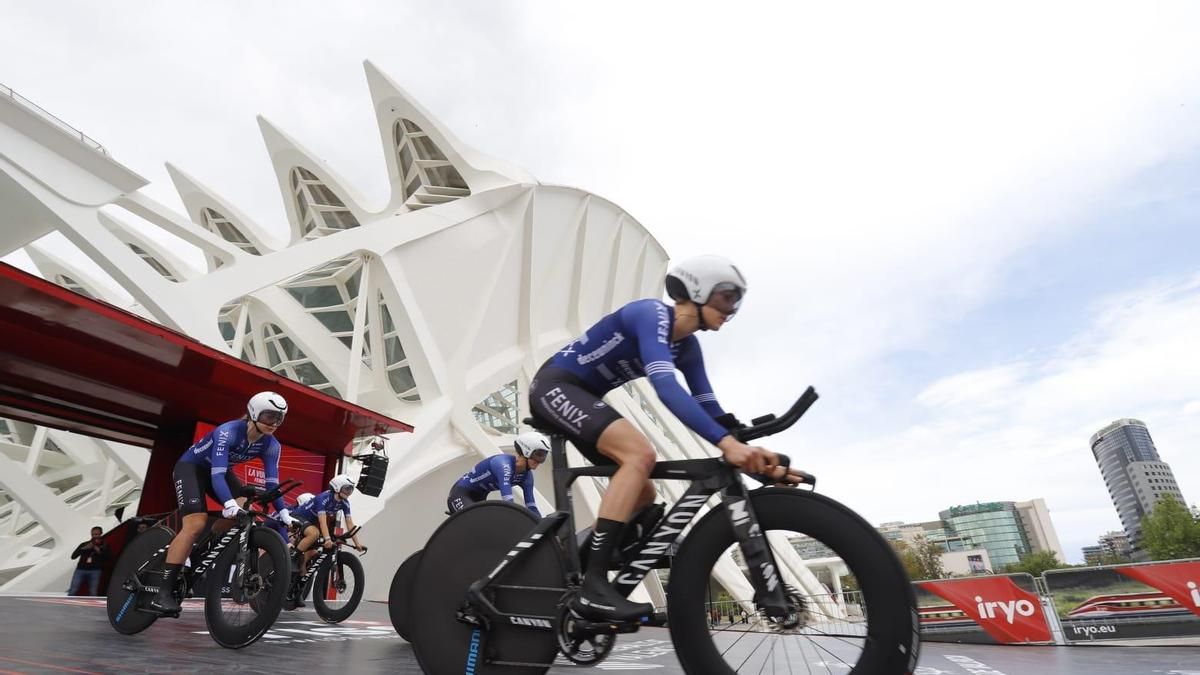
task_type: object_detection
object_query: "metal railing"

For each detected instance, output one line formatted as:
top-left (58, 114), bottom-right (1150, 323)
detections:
top-left (704, 590), bottom-right (868, 638)
top-left (1, 82), bottom-right (109, 155)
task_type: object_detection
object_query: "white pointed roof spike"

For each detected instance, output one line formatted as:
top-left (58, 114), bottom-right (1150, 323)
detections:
top-left (164, 162), bottom-right (282, 254)
top-left (256, 115), bottom-right (375, 241)
top-left (363, 60), bottom-right (536, 191)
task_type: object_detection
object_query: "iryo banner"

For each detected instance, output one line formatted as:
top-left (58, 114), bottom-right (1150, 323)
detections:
top-left (1116, 561), bottom-right (1200, 618)
top-left (917, 575), bottom-right (1052, 644)
top-left (1044, 560), bottom-right (1200, 642)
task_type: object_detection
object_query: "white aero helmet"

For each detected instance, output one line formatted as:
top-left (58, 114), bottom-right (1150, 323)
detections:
top-left (514, 432), bottom-right (551, 461)
top-left (665, 254), bottom-right (748, 311)
top-left (247, 391), bottom-right (288, 425)
top-left (329, 474), bottom-right (355, 495)
top-left (297, 492), bottom-right (315, 506)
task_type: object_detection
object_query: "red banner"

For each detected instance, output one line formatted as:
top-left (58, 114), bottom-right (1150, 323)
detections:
top-left (1117, 562), bottom-right (1200, 618)
top-left (194, 422), bottom-right (330, 510)
top-left (917, 576), bottom-right (1052, 643)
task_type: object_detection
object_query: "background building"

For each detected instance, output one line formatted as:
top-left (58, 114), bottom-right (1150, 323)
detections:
top-left (1090, 418), bottom-right (1187, 552)
top-left (1082, 530), bottom-right (1134, 565)
top-left (1014, 498), bottom-right (1067, 562)
top-left (938, 502), bottom-right (1032, 570)
top-left (0, 66), bottom-right (833, 611)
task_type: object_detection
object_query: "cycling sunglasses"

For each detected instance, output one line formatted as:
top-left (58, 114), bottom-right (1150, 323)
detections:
top-left (529, 449), bottom-right (549, 463)
top-left (256, 410), bottom-right (286, 426)
top-left (708, 282), bottom-right (744, 316)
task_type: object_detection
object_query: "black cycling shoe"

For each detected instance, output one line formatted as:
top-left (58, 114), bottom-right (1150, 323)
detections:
top-left (146, 569), bottom-right (181, 615)
top-left (569, 578), bottom-right (653, 622)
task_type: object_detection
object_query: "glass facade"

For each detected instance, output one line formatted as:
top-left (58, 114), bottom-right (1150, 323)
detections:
top-left (939, 502), bottom-right (1030, 570)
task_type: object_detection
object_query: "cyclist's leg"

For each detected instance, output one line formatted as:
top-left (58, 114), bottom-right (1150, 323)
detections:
top-left (207, 472), bottom-right (246, 537)
top-left (594, 420), bottom-right (658, 521)
top-left (571, 420), bottom-right (658, 619)
top-left (529, 367), bottom-right (654, 621)
top-left (445, 485), bottom-right (481, 515)
top-left (298, 524), bottom-right (320, 572)
top-left (153, 461), bottom-right (209, 613)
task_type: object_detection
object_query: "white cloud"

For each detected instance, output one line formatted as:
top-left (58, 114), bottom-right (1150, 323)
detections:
top-left (820, 274), bottom-right (1200, 561)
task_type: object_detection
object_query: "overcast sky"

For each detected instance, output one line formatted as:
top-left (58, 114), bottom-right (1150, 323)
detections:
top-left (4, 1), bottom-right (1200, 563)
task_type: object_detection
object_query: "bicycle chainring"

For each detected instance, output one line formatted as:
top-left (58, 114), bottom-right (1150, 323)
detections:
top-left (554, 597), bottom-right (616, 665)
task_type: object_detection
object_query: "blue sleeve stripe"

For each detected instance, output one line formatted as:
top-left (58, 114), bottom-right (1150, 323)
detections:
top-left (212, 467), bottom-right (227, 474)
top-left (645, 361), bottom-right (675, 375)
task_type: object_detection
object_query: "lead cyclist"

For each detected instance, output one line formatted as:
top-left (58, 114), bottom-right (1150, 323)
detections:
top-left (528, 255), bottom-right (806, 622)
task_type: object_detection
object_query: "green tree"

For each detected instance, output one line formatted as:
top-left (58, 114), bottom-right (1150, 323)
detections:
top-left (1001, 550), bottom-right (1063, 577)
top-left (1140, 495), bottom-right (1200, 560)
top-left (892, 535), bottom-right (946, 581)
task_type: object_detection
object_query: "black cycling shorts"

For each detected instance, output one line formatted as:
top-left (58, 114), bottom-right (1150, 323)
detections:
top-left (528, 365), bottom-right (623, 466)
top-left (173, 460), bottom-right (245, 516)
top-left (446, 484), bottom-right (486, 515)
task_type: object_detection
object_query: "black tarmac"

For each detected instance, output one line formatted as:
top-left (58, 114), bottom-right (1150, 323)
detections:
top-left (0, 595), bottom-right (1195, 674)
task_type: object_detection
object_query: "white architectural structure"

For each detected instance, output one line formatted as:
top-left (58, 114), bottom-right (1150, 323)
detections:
top-left (0, 65), bottom-right (831, 610)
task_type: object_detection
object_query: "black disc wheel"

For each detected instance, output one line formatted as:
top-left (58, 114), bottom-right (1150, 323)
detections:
top-left (107, 526), bottom-right (174, 635)
top-left (388, 549), bottom-right (422, 639)
top-left (203, 526), bottom-right (291, 649)
top-left (667, 489), bottom-right (919, 675)
top-left (313, 550), bottom-right (364, 623)
top-left (409, 502), bottom-right (566, 675)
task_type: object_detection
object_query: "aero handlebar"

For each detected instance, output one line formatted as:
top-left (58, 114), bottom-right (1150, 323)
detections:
top-left (732, 387), bottom-right (819, 444)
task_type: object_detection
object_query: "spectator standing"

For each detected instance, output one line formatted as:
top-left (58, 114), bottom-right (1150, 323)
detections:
top-left (67, 527), bottom-right (108, 596)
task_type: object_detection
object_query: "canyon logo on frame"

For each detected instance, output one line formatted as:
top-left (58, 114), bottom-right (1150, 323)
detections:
top-left (918, 576), bottom-right (1053, 643)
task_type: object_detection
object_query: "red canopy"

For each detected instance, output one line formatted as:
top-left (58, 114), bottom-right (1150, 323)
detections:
top-left (0, 261), bottom-right (411, 455)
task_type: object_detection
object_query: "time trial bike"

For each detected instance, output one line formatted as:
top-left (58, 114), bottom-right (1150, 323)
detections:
top-left (401, 388), bottom-right (920, 674)
top-left (106, 479), bottom-right (300, 648)
top-left (281, 525), bottom-right (368, 623)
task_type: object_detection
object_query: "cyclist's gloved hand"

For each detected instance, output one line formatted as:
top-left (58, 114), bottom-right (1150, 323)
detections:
top-left (276, 508), bottom-right (298, 527)
top-left (714, 413), bottom-right (746, 431)
top-left (221, 499), bottom-right (242, 519)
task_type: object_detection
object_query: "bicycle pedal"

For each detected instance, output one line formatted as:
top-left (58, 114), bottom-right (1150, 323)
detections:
top-left (640, 612), bottom-right (667, 627)
top-left (569, 617), bottom-right (643, 636)
top-left (455, 608), bottom-right (484, 627)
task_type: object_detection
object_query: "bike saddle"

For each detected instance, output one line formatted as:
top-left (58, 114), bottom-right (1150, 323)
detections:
top-left (522, 416), bottom-right (560, 435)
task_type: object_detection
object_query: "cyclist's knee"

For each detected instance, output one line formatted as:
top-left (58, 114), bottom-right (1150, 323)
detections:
top-left (178, 513), bottom-right (207, 536)
top-left (619, 444), bottom-right (656, 475)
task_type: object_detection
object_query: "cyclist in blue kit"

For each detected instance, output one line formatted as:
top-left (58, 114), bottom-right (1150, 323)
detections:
top-left (528, 255), bottom-right (804, 622)
top-left (288, 475), bottom-right (365, 605)
top-left (148, 391), bottom-right (296, 614)
top-left (447, 432), bottom-right (550, 517)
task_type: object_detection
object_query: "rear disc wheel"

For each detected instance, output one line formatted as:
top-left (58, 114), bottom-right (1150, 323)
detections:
top-left (106, 526), bottom-right (173, 635)
top-left (409, 502), bottom-right (566, 675)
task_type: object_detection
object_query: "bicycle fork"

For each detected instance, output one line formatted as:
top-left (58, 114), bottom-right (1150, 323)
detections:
top-left (722, 483), bottom-right (790, 619)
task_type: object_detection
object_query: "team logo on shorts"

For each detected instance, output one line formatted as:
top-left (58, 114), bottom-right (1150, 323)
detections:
top-left (593, 401), bottom-right (607, 409)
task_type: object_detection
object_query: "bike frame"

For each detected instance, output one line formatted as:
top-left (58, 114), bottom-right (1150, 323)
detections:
top-left (125, 478), bottom-right (302, 601)
top-left (292, 527), bottom-right (358, 594)
top-left (125, 517), bottom-right (256, 599)
top-left (464, 387), bottom-right (821, 629)
top-left (466, 451), bottom-right (787, 628)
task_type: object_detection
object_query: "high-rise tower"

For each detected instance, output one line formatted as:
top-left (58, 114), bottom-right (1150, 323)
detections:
top-left (1090, 418), bottom-right (1187, 551)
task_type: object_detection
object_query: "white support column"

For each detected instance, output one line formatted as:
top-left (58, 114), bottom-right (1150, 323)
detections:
top-left (230, 301), bottom-right (249, 355)
top-left (96, 458), bottom-right (117, 516)
top-left (25, 427), bottom-right (47, 474)
top-left (829, 564), bottom-right (846, 615)
top-left (345, 255), bottom-right (371, 403)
